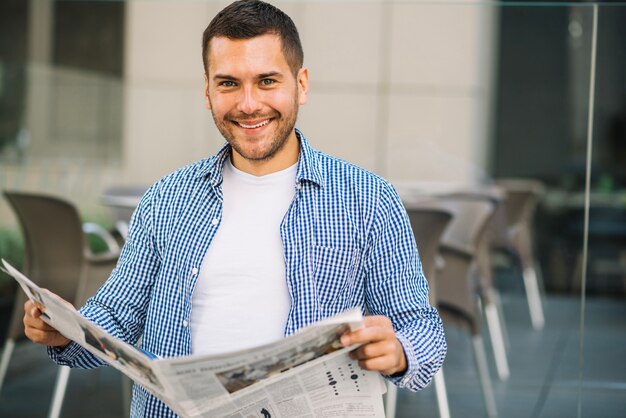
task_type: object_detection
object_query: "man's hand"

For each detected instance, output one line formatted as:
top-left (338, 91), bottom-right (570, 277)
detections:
top-left (341, 315), bottom-right (407, 376)
top-left (23, 300), bottom-right (71, 348)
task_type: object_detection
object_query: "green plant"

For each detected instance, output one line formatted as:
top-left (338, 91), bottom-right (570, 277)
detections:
top-left (86, 231), bottom-right (114, 254)
top-left (82, 213), bottom-right (118, 254)
top-left (0, 227), bottom-right (23, 296)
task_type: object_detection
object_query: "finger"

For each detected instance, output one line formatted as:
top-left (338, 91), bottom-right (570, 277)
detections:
top-left (25, 327), bottom-right (56, 342)
top-left (342, 324), bottom-right (394, 346)
top-left (357, 352), bottom-right (406, 375)
top-left (23, 312), bottom-right (56, 331)
top-left (24, 300), bottom-right (47, 319)
top-left (23, 300), bottom-right (70, 347)
top-left (357, 355), bottom-right (397, 374)
top-left (341, 315), bottom-right (395, 346)
top-left (24, 319), bottom-right (56, 333)
top-left (350, 340), bottom-right (398, 360)
top-left (24, 300), bottom-right (37, 316)
top-left (24, 318), bottom-right (56, 331)
top-left (362, 315), bottom-right (393, 328)
top-left (24, 327), bottom-right (69, 347)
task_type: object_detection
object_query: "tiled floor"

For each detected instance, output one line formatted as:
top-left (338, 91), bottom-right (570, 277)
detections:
top-left (0, 294), bottom-right (624, 418)
top-left (397, 294), bottom-right (626, 418)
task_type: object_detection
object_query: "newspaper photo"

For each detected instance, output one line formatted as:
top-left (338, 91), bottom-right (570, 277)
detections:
top-left (1, 259), bottom-right (386, 418)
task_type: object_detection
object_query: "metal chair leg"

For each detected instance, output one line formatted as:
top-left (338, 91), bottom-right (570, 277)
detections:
top-left (433, 369), bottom-right (450, 418)
top-left (48, 366), bottom-right (71, 418)
top-left (533, 259), bottom-right (547, 297)
top-left (471, 336), bottom-right (497, 418)
top-left (385, 370), bottom-right (448, 418)
top-left (0, 339), bottom-right (16, 393)
top-left (523, 267), bottom-right (545, 330)
top-left (484, 301), bottom-right (510, 381)
top-left (491, 290), bottom-right (511, 350)
top-left (385, 381), bottom-right (397, 418)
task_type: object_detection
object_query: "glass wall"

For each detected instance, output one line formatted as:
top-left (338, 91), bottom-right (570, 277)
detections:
top-left (584, 3), bottom-right (626, 417)
top-left (0, 1), bottom-right (624, 417)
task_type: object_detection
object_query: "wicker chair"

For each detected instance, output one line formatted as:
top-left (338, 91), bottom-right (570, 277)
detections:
top-left (0, 191), bottom-right (121, 418)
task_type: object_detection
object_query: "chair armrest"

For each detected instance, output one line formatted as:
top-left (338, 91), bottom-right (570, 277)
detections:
top-left (82, 222), bottom-right (121, 254)
top-left (440, 241), bottom-right (475, 258)
top-left (114, 220), bottom-right (129, 241)
top-left (85, 251), bottom-right (119, 265)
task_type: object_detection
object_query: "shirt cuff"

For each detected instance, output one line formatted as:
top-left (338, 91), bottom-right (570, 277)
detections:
top-left (47, 341), bottom-right (83, 366)
top-left (385, 331), bottom-right (418, 386)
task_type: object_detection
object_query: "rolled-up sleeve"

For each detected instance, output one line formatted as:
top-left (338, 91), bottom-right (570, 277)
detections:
top-left (364, 183), bottom-right (447, 390)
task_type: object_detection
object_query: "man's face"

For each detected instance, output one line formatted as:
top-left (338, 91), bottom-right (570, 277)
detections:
top-left (204, 34), bottom-right (308, 164)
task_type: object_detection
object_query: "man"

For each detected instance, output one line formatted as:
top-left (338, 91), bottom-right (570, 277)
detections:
top-left (23, 1), bottom-right (446, 416)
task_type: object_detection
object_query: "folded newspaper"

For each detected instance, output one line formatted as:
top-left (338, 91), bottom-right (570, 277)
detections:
top-left (2, 259), bottom-right (386, 418)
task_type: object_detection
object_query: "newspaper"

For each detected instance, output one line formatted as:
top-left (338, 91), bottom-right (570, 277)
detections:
top-left (2, 260), bottom-right (387, 418)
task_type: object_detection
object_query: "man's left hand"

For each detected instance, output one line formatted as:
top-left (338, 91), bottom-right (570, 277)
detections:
top-left (340, 315), bottom-right (407, 376)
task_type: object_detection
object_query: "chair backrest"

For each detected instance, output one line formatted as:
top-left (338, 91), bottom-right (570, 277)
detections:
top-left (4, 191), bottom-right (86, 303)
top-left (437, 199), bottom-right (495, 251)
top-left (494, 180), bottom-right (544, 262)
top-left (437, 190), bottom-right (507, 291)
top-left (405, 207), bottom-right (453, 303)
top-left (416, 197), bottom-right (496, 334)
top-left (495, 179), bottom-right (544, 231)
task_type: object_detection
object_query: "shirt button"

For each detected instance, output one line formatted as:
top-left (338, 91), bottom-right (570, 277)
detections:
top-left (211, 218), bottom-right (219, 226)
top-left (183, 320), bottom-right (188, 328)
top-left (191, 267), bottom-right (198, 275)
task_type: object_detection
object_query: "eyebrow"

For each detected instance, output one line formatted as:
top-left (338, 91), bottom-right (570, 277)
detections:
top-left (212, 71), bottom-right (283, 82)
top-left (212, 74), bottom-right (237, 81)
top-left (258, 71), bottom-right (282, 79)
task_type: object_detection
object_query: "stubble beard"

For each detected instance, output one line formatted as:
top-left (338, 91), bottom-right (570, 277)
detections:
top-left (211, 98), bottom-right (300, 162)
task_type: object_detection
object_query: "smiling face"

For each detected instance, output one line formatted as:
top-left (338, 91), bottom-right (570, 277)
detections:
top-left (204, 34), bottom-right (309, 175)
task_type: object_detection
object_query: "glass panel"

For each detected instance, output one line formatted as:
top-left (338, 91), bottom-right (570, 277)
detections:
top-left (583, 3), bottom-right (626, 417)
top-left (1, 1), bottom-right (621, 418)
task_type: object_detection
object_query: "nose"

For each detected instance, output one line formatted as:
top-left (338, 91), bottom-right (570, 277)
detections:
top-left (237, 85), bottom-right (262, 115)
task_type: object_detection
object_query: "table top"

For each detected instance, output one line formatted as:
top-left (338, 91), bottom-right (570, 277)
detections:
top-left (100, 194), bottom-right (142, 209)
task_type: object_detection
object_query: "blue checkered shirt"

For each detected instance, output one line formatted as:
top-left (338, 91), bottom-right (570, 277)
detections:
top-left (49, 130), bottom-right (446, 417)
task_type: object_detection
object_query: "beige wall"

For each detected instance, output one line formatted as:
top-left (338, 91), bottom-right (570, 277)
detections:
top-left (122, 0), bottom-right (499, 185)
top-left (122, 1), bottom-right (223, 183)
top-left (3, 0), bottom-right (498, 226)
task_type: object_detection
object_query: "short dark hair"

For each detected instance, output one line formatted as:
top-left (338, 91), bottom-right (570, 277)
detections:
top-left (202, 0), bottom-right (304, 77)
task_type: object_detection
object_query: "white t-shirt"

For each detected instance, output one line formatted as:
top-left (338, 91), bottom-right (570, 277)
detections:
top-left (190, 158), bottom-right (296, 355)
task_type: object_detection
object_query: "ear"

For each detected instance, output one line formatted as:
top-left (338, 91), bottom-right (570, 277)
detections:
top-left (297, 67), bottom-right (309, 105)
top-left (204, 74), bottom-right (211, 109)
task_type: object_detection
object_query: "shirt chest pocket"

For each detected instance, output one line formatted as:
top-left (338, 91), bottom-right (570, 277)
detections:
top-left (312, 245), bottom-right (359, 311)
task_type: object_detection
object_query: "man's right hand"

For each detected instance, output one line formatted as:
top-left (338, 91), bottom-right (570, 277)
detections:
top-left (23, 300), bottom-right (71, 348)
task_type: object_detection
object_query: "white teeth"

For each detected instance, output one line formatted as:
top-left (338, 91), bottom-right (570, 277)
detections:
top-left (237, 119), bottom-right (270, 129)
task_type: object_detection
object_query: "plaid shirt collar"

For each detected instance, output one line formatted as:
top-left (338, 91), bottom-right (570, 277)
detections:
top-left (195, 129), bottom-right (324, 188)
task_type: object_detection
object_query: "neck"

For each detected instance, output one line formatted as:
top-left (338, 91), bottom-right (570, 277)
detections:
top-left (231, 132), bottom-right (300, 176)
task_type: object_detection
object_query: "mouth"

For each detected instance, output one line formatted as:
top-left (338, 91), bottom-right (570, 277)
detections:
top-left (232, 118), bottom-right (273, 129)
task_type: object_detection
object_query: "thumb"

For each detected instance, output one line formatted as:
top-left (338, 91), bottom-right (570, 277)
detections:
top-left (31, 304), bottom-right (43, 318)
